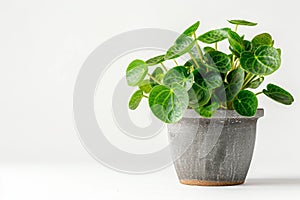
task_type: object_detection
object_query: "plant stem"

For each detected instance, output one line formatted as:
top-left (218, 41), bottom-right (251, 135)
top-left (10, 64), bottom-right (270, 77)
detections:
top-left (227, 101), bottom-right (234, 110)
top-left (215, 42), bottom-right (218, 50)
top-left (188, 52), bottom-right (201, 69)
top-left (220, 105), bottom-right (227, 109)
top-left (195, 42), bottom-right (204, 61)
top-left (193, 33), bottom-right (204, 61)
top-left (242, 73), bottom-right (256, 89)
top-left (143, 94), bottom-right (149, 98)
top-left (234, 25), bottom-right (239, 32)
top-left (255, 91), bottom-right (263, 96)
top-left (147, 73), bottom-right (161, 85)
top-left (231, 55), bottom-right (236, 69)
top-left (173, 59), bottom-right (179, 66)
top-left (160, 63), bottom-right (168, 72)
top-left (234, 59), bottom-right (240, 69)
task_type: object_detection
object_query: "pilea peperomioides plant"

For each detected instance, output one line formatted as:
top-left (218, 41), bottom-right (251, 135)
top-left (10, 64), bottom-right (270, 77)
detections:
top-left (126, 20), bottom-right (294, 123)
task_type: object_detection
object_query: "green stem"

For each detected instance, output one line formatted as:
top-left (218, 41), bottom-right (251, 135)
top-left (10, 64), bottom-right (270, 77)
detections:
top-left (215, 42), bottom-right (218, 50)
top-left (188, 52), bottom-right (201, 69)
top-left (255, 91), bottom-right (263, 96)
top-left (173, 59), bottom-right (179, 66)
top-left (193, 33), bottom-right (204, 61)
top-left (143, 94), bottom-right (149, 98)
top-left (220, 105), bottom-right (227, 109)
top-left (227, 101), bottom-right (234, 110)
top-left (231, 55), bottom-right (236, 69)
top-left (234, 25), bottom-right (239, 32)
top-left (160, 63), bottom-right (168, 72)
top-left (242, 73), bottom-right (256, 89)
top-left (234, 59), bottom-right (240, 69)
top-left (147, 73), bottom-right (161, 85)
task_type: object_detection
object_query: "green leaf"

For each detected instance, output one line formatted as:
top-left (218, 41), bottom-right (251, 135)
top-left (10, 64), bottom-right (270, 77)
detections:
top-left (193, 68), bottom-right (222, 90)
top-left (225, 68), bottom-right (245, 101)
top-left (229, 46), bottom-right (240, 57)
top-left (203, 46), bottom-right (215, 53)
top-left (183, 21), bottom-right (200, 36)
top-left (263, 83), bottom-right (294, 105)
top-left (150, 67), bottom-right (164, 87)
top-left (148, 83), bottom-right (189, 123)
top-left (188, 76), bottom-right (211, 108)
top-left (233, 90), bottom-right (258, 116)
top-left (165, 35), bottom-right (195, 60)
top-left (184, 58), bottom-right (219, 72)
top-left (228, 19), bottom-right (257, 26)
top-left (189, 45), bottom-right (201, 58)
top-left (163, 66), bottom-right (194, 90)
top-left (126, 59), bottom-right (148, 86)
top-left (146, 55), bottom-right (165, 66)
top-left (128, 90), bottom-right (144, 110)
top-left (139, 80), bottom-right (152, 93)
top-left (245, 77), bottom-right (264, 89)
top-left (240, 46), bottom-right (281, 75)
top-left (228, 30), bottom-right (245, 56)
top-left (205, 50), bottom-right (231, 73)
top-left (203, 72), bottom-right (223, 90)
top-left (194, 102), bottom-right (219, 118)
top-left (197, 28), bottom-right (230, 44)
top-left (277, 48), bottom-right (282, 56)
top-left (252, 33), bottom-right (273, 49)
top-left (243, 40), bottom-right (253, 51)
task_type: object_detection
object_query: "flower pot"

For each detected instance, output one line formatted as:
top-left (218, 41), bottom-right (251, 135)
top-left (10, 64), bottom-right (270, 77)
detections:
top-left (167, 109), bottom-right (264, 186)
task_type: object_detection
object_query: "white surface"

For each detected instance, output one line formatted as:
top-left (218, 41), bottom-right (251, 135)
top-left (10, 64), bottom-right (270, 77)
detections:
top-left (0, 0), bottom-right (300, 199)
top-left (0, 163), bottom-right (300, 200)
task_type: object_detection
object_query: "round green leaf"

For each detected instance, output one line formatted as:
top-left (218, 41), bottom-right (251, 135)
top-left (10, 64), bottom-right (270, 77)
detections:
top-left (197, 28), bottom-right (230, 44)
top-left (146, 55), bottom-right (165, 66)
top-left (240, 46), bottom-right (281, 75)
top-left (189, 45), bottom-right (203, 59)
top-left (245, 77), bottom-right (264, 89)
top-left (194, 102), bottom-right (219, 118)
top-left (202, 72), bottom-right (223, 90)
top-left (184, 58), bottom-right (219, 73)
top-left (126, 59), bottom-right (148, 86)
top-left (203, 46), bottom-right (215, 53)
top-left (128, 90), bottom-right (143, 110)
top-left (183, 21), bottom-right (200, 36)
top-left (163, 66), bottom-right (194, 90)
top-left (277, 48), bottom-right (282, 56)
top-left (188, 82), bottom-right (211, 108)
top-left (228, 30), bottom-right (245, 56)
top-left (263, 83), bottom-right (294, 105)
top-left (165, 35), bottom-right (195, 60)
top-left (148, 83), bottom-right (189, 123)
top-left (252, 33), bottom-right (273, 49)
top-left (225, 68), bottom-right (245, 101)
top-left (150, 67), bottom-right (164, 87)
top-left (139, 80), bottom-right (152, 93)
top-left (205, 50), bottom-right (231, 73)
top-left (243, 40), bottom-right (253, 51)
top-left (228, 19), bottom-right (257, 26)
top-left (233, 90), bottom-right (258, 116)
top-left (193, 68), bottom-right (223, 90)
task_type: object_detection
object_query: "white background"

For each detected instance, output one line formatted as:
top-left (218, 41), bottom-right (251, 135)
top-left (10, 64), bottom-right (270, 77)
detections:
top-left (0, 0), bottom-right (300, 199)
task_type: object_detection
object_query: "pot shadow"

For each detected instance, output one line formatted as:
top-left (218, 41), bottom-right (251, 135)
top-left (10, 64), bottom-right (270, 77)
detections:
top-left (245, 178), bottom-right (300, 186)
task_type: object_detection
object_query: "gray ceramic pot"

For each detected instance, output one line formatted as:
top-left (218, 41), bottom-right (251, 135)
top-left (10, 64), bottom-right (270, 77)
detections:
top-left (168, 109), bottom-right (264, 186)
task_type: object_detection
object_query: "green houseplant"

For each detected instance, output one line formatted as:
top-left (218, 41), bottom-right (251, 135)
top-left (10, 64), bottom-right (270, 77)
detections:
top-left (126, 20), bottom-right (294, 186)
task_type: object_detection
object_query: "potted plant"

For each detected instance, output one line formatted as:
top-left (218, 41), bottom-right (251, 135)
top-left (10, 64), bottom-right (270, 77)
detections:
top-left (125, 20), bottom-right (294, 186)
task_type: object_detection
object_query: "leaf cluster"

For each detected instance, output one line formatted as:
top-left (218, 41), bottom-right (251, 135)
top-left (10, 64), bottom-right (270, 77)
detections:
top-left (126, 20), bottom-right (294, 123)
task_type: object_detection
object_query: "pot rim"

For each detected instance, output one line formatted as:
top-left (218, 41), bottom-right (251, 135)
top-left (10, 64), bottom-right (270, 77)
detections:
top-left (183, 108), bottom-right (264, 119)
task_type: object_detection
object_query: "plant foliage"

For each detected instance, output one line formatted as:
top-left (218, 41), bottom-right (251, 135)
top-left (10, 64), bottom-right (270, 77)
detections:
top-left (126, 20), bottom-right (294, 123)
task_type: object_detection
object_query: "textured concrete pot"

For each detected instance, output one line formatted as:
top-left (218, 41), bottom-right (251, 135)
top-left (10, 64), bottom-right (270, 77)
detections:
top-left (168, 109), bottom-right (264, 186)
